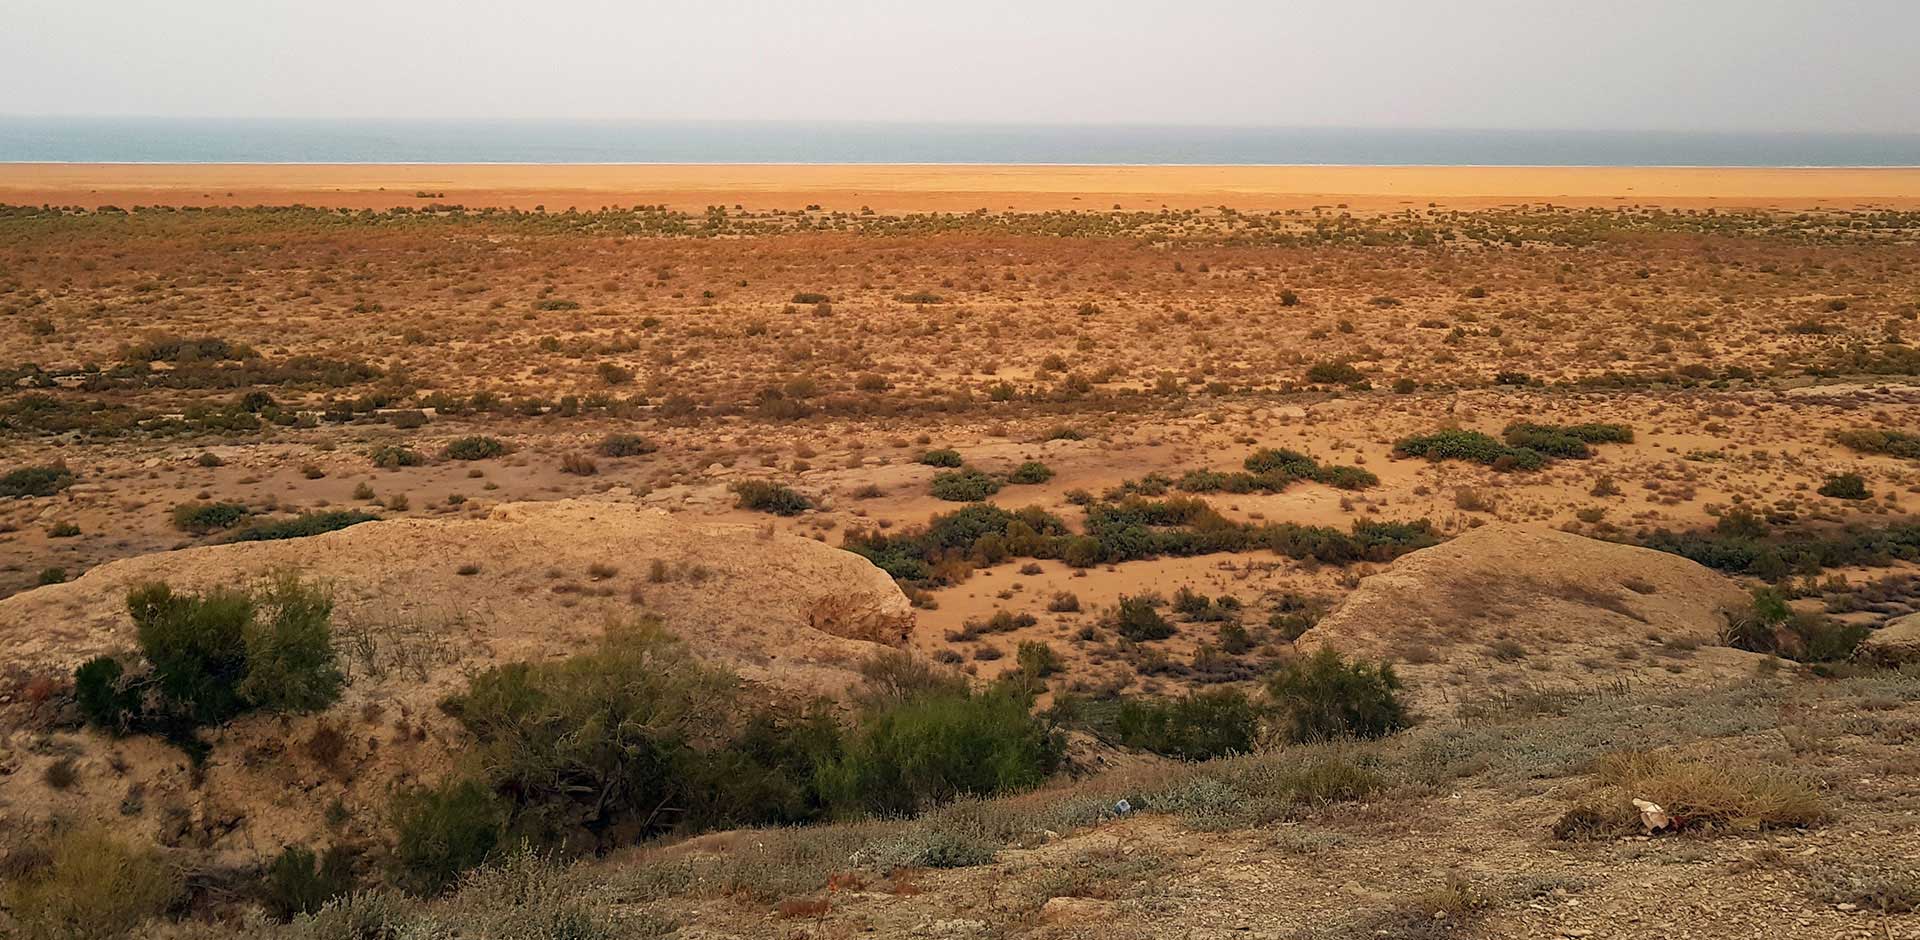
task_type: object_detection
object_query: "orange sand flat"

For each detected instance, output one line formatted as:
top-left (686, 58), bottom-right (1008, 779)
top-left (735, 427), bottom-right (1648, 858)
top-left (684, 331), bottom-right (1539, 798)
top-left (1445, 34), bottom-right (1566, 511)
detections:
top-left (3, 164), bottom-right (1919, 213)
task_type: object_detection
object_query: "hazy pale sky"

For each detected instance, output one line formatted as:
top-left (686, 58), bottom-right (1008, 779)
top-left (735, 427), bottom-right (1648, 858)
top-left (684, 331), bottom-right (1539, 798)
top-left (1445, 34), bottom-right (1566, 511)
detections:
top-left (7, 0), bottom-right (1918, 132)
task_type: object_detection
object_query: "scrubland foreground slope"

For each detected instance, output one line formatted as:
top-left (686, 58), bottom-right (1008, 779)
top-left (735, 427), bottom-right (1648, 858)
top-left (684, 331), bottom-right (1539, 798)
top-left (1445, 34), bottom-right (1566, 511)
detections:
top-left (1, 200), bottom-right (1919, 938)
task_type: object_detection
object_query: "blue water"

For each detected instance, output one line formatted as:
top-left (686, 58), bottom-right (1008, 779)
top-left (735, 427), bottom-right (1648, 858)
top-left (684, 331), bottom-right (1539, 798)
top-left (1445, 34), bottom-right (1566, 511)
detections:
top-left (3, 118), bottom-right (1918, 166)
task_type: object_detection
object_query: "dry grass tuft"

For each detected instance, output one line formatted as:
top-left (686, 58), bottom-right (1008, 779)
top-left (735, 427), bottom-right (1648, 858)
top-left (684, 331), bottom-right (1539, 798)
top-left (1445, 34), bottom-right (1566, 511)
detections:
top-left (1593, 749), bottom-right (1828, 831)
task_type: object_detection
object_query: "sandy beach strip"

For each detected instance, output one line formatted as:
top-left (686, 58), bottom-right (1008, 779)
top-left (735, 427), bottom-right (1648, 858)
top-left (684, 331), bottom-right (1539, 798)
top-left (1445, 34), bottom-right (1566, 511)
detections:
top-left (3, 163), bottom-right (1918, 213)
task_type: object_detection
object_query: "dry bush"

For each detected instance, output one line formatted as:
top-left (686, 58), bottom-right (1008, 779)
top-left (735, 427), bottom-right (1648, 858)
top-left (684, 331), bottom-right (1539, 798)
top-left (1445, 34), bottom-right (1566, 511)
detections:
top-left (1, 826), bottom-right (182, 940)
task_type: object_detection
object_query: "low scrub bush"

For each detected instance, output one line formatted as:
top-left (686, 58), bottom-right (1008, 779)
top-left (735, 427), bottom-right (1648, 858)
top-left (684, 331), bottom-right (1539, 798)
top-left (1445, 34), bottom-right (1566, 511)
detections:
top-left (919, 448), bottom-right (963, 468)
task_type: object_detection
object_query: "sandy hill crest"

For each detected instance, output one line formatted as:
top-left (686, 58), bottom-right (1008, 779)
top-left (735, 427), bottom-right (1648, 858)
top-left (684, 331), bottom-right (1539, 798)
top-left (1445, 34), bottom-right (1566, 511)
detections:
top-left (1300, 523), bottom-right (1767, 713)
top-left (0, 500), bottom-right (911, 862)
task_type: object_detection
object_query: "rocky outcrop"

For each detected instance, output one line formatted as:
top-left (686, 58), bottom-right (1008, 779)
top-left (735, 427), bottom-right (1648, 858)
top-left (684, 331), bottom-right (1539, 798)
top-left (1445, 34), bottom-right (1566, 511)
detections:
top-left (1859, 612), bottom-right (1920, 666)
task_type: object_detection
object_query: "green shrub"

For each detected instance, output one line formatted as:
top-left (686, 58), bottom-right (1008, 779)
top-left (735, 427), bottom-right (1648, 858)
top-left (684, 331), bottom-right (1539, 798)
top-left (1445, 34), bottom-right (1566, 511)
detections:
top-left (1114, 689), bottom-right (1257, 760)
top-left (930, 468), bottom-right (1002, 502)
top-left (236, 576), bottom-right (347, 712)
top-left (74, 656), bottom-right (138, 733)
top-left (79, 576), bottom-right (343, 755)
top-left (443, 436), bottom-right (510, 461)
top-left (1818, 473), bottom-right (1870, 500)
top-left (1723, 586), bottom-right (1869, 662)
top-left (1264, 649), bottom-right (1409, 743)
top-left (731, 480), bottom-right (813, 515)
top-left (1008, 461), bottom-right (1054, 484)
top-left (1111, 595), bottom-right (1175, 641)
top-left (1304, 360), bottom-right (1365, 385)
top-left (1016, 641), bottom-right (1063, 679)
top-left (229, 510), bottom-right (378, 542)
top-left (1, 462), bottom-right (76, 498)
top-left (818, 681), bottom-right (1063, 817)
top-left (370, 445), bottom-right (424, 468)
top-left (171, 500), bottom-right (250, 534)
top-left (262, 844), bottom-right (357, 921)
top-left (391, 778), bottom-right (510, 896)
top-left (597, 433), bottom-right (656, 457)
top-left (919, 448), bottom-right (963, 468)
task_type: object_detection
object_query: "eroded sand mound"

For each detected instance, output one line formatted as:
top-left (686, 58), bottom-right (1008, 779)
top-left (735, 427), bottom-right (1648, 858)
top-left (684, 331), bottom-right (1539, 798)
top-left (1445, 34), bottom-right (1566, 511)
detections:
top-left (0, 499), bottom-right (911, 862)
top-left (1299, 524), bottom-right (1764, 712)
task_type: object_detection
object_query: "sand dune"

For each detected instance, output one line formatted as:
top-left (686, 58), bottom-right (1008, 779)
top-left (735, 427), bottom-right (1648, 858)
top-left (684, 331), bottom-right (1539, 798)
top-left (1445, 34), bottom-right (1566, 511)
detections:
top-left (4, 163), bottom-right (1920, 212)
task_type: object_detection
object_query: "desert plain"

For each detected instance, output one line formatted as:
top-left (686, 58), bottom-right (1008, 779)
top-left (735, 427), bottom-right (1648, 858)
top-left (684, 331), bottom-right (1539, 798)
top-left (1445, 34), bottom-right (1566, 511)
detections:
top-left (0, 164), bottom-right (1918, 939)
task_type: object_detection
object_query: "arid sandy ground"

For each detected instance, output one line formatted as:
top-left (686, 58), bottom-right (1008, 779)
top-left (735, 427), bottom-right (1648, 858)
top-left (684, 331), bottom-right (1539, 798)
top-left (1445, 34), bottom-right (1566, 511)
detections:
top-left (2, 173), bottom-right (1920, 938)
top-left (7, 163), bottom-right (1920, 212)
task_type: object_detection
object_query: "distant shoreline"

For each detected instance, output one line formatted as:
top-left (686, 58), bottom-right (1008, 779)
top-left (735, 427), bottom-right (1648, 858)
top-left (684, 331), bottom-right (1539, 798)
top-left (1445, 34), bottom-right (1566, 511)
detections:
top-left (6, 163), bottom-right (1920, 213)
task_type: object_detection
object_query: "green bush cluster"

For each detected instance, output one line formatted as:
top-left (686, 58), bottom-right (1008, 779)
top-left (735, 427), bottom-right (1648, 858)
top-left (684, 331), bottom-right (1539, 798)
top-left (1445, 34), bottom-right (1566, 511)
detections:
top-left (597, 433), bottom-right (656, 457)
top-left (846, 496), bottom-right (1434, 586)
top-left (1502, 421), bottom-right (1634, 459)
top-left (1111, 594), bottom-right (1177, 641)
top-left (229, 510), bottom-right (378, 542)
top-left (395, 628), bottom-right (1061, 893)
top-left (1834, 428), bottom-right (1920, 460)
top-left (919, 448), bottom-right (963, 467)
top-left (1113, 689), bottom-right (1258, 760)
top-left (1393, 428), bottom-right (1547, 471)
top-left (1818, 473), bottom-right (1870, 500)
top-left (731, 480), bottom-right (813, 515)
top-left (1265, 649), bottom-right (1409, 743)
top-left (370, 445), bottom-right (424, 468)
top-left (845, 503), bottom-right (1071, 583)
top-left (1638, 510), bottom-right (1920, 582)
top-left (931, 467), bottom-right (1003, 501)
top-left (1008, 461), bottom-right (1054, 484)
top-left (1724, 586), bottom-right (1870, 663)
top-left (1165, 447), bottom-right (1378, 495)
top-left (171, 500), bottom-right (250, 534)
top-left (1304, 360), bottom-right (1367, 385)
top-left (442, 436), bottom-right (510, 460)
top-left (75, 576), bottom-right (343, 759)
top-left (1, 462), bottom-right (76, 498)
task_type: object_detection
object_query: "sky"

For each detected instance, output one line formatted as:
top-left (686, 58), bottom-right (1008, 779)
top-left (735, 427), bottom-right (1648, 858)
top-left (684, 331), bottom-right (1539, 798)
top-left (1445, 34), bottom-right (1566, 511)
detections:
top-left (6, 0), bottom-right (1919, 133)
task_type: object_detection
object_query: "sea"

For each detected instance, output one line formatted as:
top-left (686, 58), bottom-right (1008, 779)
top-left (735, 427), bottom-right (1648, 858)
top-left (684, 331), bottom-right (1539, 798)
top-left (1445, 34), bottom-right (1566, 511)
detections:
top-left (2, 118), bottom-right (1917, 167)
